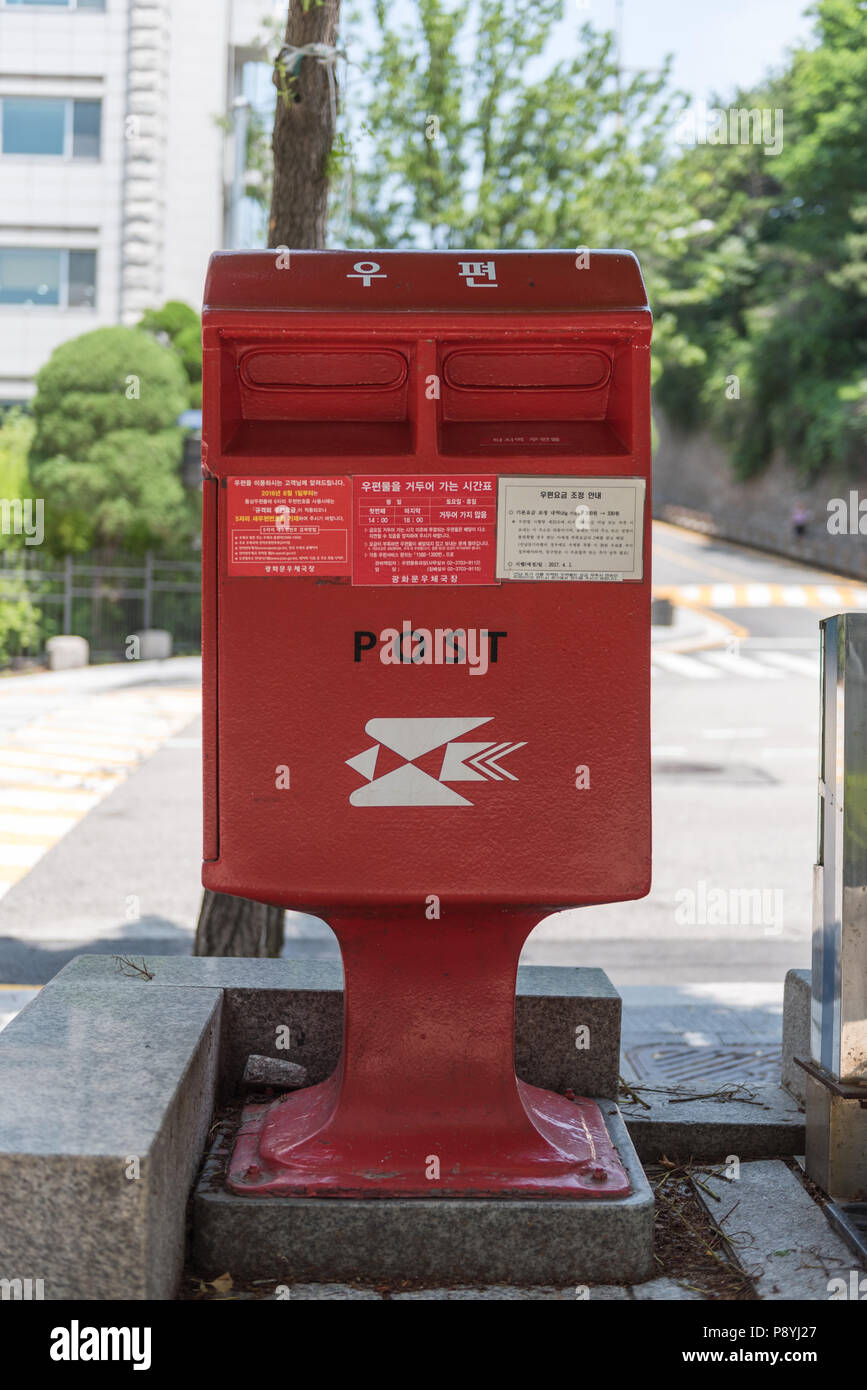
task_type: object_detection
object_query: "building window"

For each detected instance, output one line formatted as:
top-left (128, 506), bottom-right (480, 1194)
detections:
top-left (3, 2), bottom-right (106, 11)
top-left (71, 100), bottom-right (100, 157)
top-left (1, 98), bottom-right (101, 158)
top-left (0, 248), bottom-right (97, 307)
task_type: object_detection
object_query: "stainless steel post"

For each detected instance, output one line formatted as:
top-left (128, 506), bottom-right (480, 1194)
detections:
top-left (802, 613), bottom-right (867, 1201)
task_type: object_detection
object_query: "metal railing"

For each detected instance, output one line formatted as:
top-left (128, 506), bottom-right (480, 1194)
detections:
top-left (0, 549), bottom-right (201, 663)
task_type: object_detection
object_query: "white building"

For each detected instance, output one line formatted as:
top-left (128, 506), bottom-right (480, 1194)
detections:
top-left (0, 0), bottom-right (276, 403)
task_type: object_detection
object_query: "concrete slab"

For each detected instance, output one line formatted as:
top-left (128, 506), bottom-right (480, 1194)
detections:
top-left (0, 954), bottom-right (629, 1298)
top-left (0, 971), bottom-right (221, 1300)
top-left (192, 1101), bottom-right (655, 1287)
top-left (781, 969), bottom-right (811, 1104)
top-left (514, 966), bottom-right (621, 1098)
top-left (622, 1083), bottom-right (804, 1163)
top-left (45, 955), bottom-right (622, 1100)
top-left (694, 1160), bottom-right (863, 1300)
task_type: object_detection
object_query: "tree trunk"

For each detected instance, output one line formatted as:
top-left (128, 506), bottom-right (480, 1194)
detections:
top-left (269, 0), bottom-right (341, 248)
top-left (194, 4), bottom-right (341, 959)
top-left (194, 891), bottom-right (285, 958)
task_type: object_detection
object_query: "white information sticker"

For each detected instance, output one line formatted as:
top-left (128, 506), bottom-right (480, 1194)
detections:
top-left (496, 476), bottom-right (646, 582)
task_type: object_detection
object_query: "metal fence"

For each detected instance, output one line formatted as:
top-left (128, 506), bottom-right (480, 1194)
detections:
top-left (0, 549), bottom-right (201, 663)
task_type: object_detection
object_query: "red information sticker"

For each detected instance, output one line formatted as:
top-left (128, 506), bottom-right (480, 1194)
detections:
top-left (227, 476), bottom-right (351, 577)
top-left (353, 474), bottom-right (497, 586)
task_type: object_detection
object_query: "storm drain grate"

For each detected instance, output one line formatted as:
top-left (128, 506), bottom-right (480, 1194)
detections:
top-left (623, 1041), bottom-right (783, 1086)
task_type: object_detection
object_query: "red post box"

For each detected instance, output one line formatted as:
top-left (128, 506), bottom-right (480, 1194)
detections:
top-left (201, 249), bottom-right (652, 1198)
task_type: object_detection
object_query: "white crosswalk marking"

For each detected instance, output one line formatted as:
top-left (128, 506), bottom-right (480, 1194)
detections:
top-left (781, 587), bottom-right (808, 606)
top-left (652, 648), bottom-right (822, 682)
top-left (702, 651), bottom-right (785, 679)
top-left (652, 651), bottom-right (721, 679)
top-left (0, 843), bottom-right (48, 867)
top-left (0, 813), bottom-right (77, 835)
top-left (745, 584), bottom-right (773, 606)
top-left (759, 652), bottom-right (820, 677)
top-left (0, 788), bottom-right (99, 811)
top-left (0, 683), bottom-right (199, 902)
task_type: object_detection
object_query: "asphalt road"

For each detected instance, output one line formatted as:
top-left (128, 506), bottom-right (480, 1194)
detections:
top-left (0, 521), bottom-right (861, 992)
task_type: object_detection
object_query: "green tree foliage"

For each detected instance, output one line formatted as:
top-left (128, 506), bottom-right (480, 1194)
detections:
top-left (655, 0), bottom-right (867, 477)
top-left (0, 408), bottom-right (34, 512)
top-left (29, 326), bottom-right (194, 555)
top-left (344, 0), bottom-right (684, 252)
top-left (0, 411), bottom-right (41, 652)
top-left (0, 586), bottom-right (41, 664)
top-left (335, 0), bottom-right (866, 480)
top-left (138, 300), bottom-right (203, 406)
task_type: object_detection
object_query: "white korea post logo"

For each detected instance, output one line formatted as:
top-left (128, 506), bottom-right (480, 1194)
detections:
top-left (346, 717), bottom-right (525, 806)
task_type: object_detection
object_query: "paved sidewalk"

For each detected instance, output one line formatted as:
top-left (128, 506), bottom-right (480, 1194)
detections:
top-left (186, 1159), bottom-right (864, 1302)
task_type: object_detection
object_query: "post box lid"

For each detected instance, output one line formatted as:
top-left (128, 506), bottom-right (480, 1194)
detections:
top-left (203, 249), bottom-right (649, 315)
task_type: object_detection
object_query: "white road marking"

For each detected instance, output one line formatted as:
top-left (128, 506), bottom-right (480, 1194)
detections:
top-left (702, 651), bottom-right (785, 680)
top-left (745, 584), bottom-right (773, 606)
top-left (652, 651), bottom-right (721, 680)
top-left (701, 728), bottom-right (768, 739)
top-left (759, 651), bottom-right (821, 678)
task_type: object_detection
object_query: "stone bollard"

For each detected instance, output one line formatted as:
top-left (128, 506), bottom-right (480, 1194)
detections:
top-left (650, 597), bottom-right (674, 626)
top-left (45, 635), bottom-right (89, 670)
top-left (130, 629), bottom-right (172, 661)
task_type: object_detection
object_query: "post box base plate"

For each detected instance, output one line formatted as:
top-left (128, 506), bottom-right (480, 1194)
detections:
top-left (195, 1100), bottom-right (655, 1285)
top-left (226, 1077), bottom-right (630, 1198)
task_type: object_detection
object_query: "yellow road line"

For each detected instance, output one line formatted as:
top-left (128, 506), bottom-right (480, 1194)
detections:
top-left (653, 518), bottom-right (867, 589)
top-left (653, 541), bottom-right (749, 585)
top-left (653, 583), bottom-right (867, 609)
top-left (668, 601), bottom-right (748, 643)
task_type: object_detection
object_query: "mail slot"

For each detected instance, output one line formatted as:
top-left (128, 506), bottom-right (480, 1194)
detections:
top-left (201, 248), bottom-right (652, 1200)
top-left (240, 347), bottom-right (408, 390)
top-left (443, 347), bottom-right (611, 389)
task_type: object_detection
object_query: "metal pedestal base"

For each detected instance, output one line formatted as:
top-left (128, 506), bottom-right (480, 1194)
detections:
top-left (228, 1076), bottom-right (629, 1198)
top-left (226, 910), bottom-right (629, 1201)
